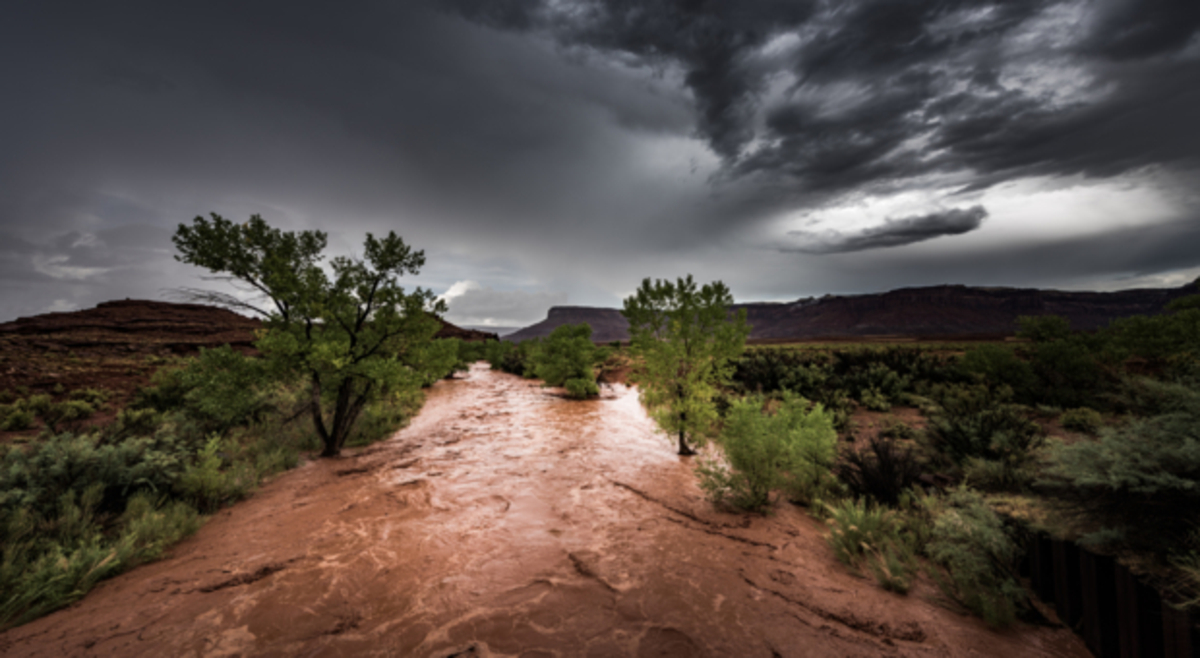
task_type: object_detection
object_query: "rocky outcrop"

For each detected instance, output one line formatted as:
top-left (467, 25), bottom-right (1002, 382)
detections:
top-left (504, 283), bottom-right (1197, 342)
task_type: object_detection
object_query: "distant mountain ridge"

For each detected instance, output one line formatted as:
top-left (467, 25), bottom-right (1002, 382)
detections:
top-left (504, 283), bottom-right (1197, 343)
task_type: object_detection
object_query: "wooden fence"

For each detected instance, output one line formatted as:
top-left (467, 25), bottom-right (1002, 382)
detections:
top-left (1023, 534), bottom-right (1198, 657)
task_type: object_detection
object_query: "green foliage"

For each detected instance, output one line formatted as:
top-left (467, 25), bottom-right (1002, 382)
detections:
top-left (623, 275), bottom-right (749, 454)
top-left (174, 213), bottom-right (444, 456)
top-left (344, 387), bottom-right (423, 448)
top-left (1043, 378), bottom-right (1200, 545)
top-left (533, 324), bottom-right (608, 399)
top-left (921, 488), bottom-right (1026, 628)
top-left (68, 388), bottom-right (110, 407)
top-left (922, 385), bottom-right (1044, 487)
top-left (697, 394), bottom-right (837, 511)
top-left (1107, 305), bottom-right (1200, 364)
top-left (1, 404), bottom-right (35, 431)
top-left (163, 346), bottom-right (271, 433)
top-left (455, 339), bottom-right (488, 371)
top-left (1025, 338), bottom-right (1107, 409)
top-left (485, 339), bottom-right (540, 378)
top-left (959, 345), bottom-right (1037, 398)
top-left (1060, 407), bottom-right (1103, 434)
top-left (823, 497), bottom-right (916, 593)
top-left (1017, 315), bottom-right (1072, 343)
top-left (404, 338), bottom-right (462, 386)
top-left (0, 488), bottom-right (202, 630)
top-left (174, 436), bottom-right (256, 513)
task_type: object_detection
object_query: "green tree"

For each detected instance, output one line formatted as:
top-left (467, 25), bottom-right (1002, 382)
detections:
top-left (173, 213), bottom-right (445, 457)
top-left (533, 323), bottom-right (609, 399)
top-left (622, 275), bottom-right (749, 455)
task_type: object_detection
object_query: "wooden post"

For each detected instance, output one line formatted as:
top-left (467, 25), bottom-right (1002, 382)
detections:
top-left (1080, 550), bottom-right (1120, 657)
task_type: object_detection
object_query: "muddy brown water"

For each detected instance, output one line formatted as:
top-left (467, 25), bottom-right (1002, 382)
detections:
top-left (0, 363), bottom-right (1089, 657)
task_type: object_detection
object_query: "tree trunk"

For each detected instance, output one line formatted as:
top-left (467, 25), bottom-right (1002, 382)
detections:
top-left (677, 410), bottom-right (695, 456)
top-left (319, 378), bottom-right (372, 457)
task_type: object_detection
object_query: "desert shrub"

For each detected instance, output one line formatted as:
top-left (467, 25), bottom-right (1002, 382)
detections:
top-left (959, 345), bottom-right (1037, 400)
top-left (824, 497), bottom-right (916, 593)
top-left (1017, 315), bottom-right (1072, 343)
top-left (68, 388), bottom-right (110, 407)
top-left (106, 408), bottom-right (162, 440)
top-left (731, 349), bottom-right (830, 395)
top-left (1108, 305), bottom-right (1200, 365)
top-left (1025, 338), bottom-right (1110, 409)
top-left (533, 323), bottom-right (609, 399)
top-left (1, 404), bottom-right (35, 431)
top-left (836, 437), bottom-right (924, 506)
top-left (922, 488), bottom-right (1027, 627)
top-left (697, 393), bottom-right (837, 511)
top-left (174, 436), bottom-right (256, 513)
top-left (1060, 407), bottom-right (1103, 434)
top-left (37, 399), bottom-right (96, 433)
top-left (841, 362), bottom-right (909, 409)
top-left (1043, 378), bottom-right (1200, 546)
top-left (922, 385), bottom-right (1044, 484)
top-left (0, 432), bottom-right (189, 516)
top-left (878, 418), bottom-right (918, 441)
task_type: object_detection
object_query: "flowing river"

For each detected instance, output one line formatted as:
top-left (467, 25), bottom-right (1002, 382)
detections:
top-left (0, 363), bottom-right (1088, 657)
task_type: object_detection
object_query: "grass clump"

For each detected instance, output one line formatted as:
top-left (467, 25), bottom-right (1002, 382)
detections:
top-left (697, 393), bottom-right (837, 512)
top-left (824, 496), bottom-right (917, 593)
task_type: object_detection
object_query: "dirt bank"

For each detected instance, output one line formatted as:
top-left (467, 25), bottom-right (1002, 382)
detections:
top-left (0, 363), bottom-right (1088, 657)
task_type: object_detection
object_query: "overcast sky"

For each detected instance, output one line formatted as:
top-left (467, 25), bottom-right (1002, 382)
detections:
top-left (2, 0), bottom-right (1198, 327)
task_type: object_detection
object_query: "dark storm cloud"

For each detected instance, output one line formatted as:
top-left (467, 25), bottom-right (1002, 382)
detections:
top-left (820, 214), bottom-right (1200, 291)
top-left (451, 0), bottom-right (1200, 197)
top-left (787, 205), bottom-right (988, 253)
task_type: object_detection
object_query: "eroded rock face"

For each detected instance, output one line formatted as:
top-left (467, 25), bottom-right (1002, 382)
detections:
top-left (0, 364), bottom-right (1088, 657)
top-left (505, 282), bottom-right (1196, 342)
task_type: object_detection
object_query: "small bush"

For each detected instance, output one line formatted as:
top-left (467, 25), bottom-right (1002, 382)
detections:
top-left (697, 394), bottom-right (837, 512)
top-left (922, 488), bottom-right (1026, 628)
top-left (1060, 407), bottom-right (1103, 434)
top-left (836, 437), bottom-right (924, 507)
top-left (2, 406), bottom-right (35, 431)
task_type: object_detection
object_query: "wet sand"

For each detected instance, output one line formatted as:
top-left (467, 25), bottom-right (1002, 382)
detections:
top-left (0, 363), bottom-right (1089, 657)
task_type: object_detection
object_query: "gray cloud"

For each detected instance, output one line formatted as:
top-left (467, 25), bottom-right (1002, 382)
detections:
top-left (451, 0), bottom-right (1200, 199)
top-left (787, 206), bottom-right (988, 253)
top-left (0, 1), bottom-right (1198, 323)
top-left (440, 281), bottom-right (568, 327)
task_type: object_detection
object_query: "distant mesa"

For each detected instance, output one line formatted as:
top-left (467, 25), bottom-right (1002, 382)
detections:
top-left (504, 283), bottom-right (1197, 343)
top-left (0, 299), bottom-right (497, 355)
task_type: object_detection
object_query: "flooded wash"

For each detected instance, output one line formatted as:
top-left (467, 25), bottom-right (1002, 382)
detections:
top-left (0, 363), bottom-right (1088, 657)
